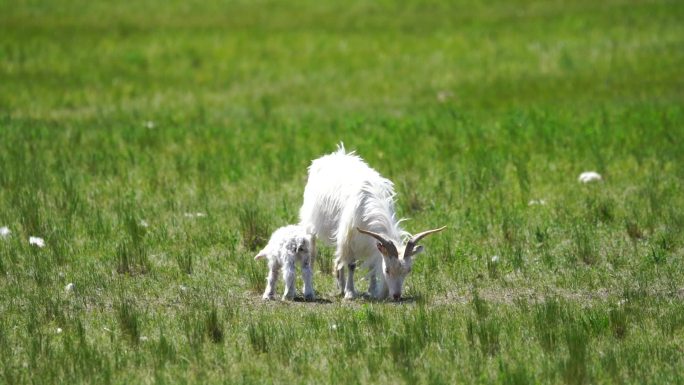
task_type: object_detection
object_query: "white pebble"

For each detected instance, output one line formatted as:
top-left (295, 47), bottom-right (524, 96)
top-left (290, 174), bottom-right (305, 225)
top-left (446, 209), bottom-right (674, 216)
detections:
top-left (29, 236), bottom-right (45, 248)
top-left (56, 328), bottom-right (63, 334)
top-left (65, 283), bottom-right (75, 293)
top-left (578, 171), bottom-right (602, 183)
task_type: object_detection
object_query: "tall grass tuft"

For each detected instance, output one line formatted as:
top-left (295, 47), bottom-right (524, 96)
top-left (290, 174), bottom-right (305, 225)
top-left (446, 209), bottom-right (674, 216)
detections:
top-left (116, 211), bottom-right (150, 274)
top-left (30, 246), bottom-right (51, 286)
top-left (116, 300), bottom-right (141, 345)
top-left (389, 332), bottom-right (418, 383)
top-left (316, 247), bottom-right (333, 276)
top-left (237, 255), bottom-right (266, 294)
top-left (562, 322), bottom-right (590, 385)
top-left (572, 224), bottom-right (597, 265)
top-left (238, 202), bottom-right (270, 251)
top-left (500, 360), bottom-right (534, 385)
top-left (0, 242), bottom-right (7, 276)
top-left (608, 305), bottom-right (628, 339)
top-left (156, 331), bottom-right (176, 367)
top-left (534, 297), bottom-right (563, 352)
top-left (205, 307), bottom-right (224, 344)
top-left (176, 249), bottom-right (193, 275)
top-left (116, 240), bottom-right (150, 275)
top-left (247, 320), bottom-right (269, 354)
top-left (467, 292), bottom-right (501, 356)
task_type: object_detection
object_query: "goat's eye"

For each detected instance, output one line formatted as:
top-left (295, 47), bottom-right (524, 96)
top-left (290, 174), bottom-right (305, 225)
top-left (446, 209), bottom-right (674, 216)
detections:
top-left (385, 268), bottom-right (389, 274)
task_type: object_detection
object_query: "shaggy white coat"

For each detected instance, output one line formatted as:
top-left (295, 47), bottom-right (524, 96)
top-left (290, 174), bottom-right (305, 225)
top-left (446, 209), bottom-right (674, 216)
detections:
top-left (255, 225), bottom-right (315, 301)
top-left (299, 144), bottom-right (418, 300)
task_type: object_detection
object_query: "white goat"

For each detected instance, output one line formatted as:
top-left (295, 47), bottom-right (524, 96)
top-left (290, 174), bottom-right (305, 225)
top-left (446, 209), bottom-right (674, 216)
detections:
top-left (299, 144), bottom-right (445, 300)
top-left (255, 225), bottom-right (316, 301)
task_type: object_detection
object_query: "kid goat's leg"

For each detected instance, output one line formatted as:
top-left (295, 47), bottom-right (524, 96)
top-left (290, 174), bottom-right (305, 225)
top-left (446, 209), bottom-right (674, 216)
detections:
top-left (263, 261), bottom-right (280, 300)
top-left (302, 257), bottom-right (315, 300)
top-left (282, 260), bottom-right (296, 300)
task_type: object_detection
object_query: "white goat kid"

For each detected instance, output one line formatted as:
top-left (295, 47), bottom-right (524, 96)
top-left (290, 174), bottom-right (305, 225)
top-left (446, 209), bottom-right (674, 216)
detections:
top-left (255, 225), bottom-right (316, 301)
top-left (299, 144), bottom-right (445, 301)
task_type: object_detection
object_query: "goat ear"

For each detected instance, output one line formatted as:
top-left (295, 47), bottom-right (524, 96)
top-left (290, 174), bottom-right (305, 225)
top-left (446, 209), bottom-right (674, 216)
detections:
top-left (408, 245), bottom-right (424, 257)
top-left (254, 250), bottom-right (267, 260)
top-left (376, 242), bottom-right (386, 255)
top-left (377, 242), bottom-right (395, 258)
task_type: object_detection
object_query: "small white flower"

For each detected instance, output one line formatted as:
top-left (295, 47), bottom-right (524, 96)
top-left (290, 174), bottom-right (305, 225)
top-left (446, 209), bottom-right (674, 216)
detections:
top-left (103, 327), bottom-right (112, 333)
top-left (29, 236), bottom-right (45, 248)
top-left (184, 212), bottom-right (207, 218)
top-left (179, 285), bottom-right (188, 292)
top-left (139, 220), bottom-right (149, 228)
top-left (491, 255), bottom-right (500, 263)
top-left (528, 199), bottom-right (546, 206)
top-left (65, 283), bottom-right (75, 293)
top-left (140, 336), bottom-right (148, 342)
top-left (56, 327), bottom-right (63, 334)
top-left (578, 171), bottom-right (602, 183)
top-left (0, 226), bottom-right (10, 238)
top-left (144, 121), bottom-right (155, 129)
top-left (617, 299), bottom-right (628, 307)
top-left (330, 324), bottom-right (338, 331)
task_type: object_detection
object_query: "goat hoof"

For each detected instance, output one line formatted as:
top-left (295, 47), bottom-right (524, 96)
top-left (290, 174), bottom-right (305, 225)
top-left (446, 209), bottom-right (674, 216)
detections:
top-left (304, 293), bottom-right (315, 301)
top-left (344, 292), bottom-right (356, 300)
top-left (262, 294), bottom-right (275, 300)
top-left (282, 294), bottom-right (295, 301)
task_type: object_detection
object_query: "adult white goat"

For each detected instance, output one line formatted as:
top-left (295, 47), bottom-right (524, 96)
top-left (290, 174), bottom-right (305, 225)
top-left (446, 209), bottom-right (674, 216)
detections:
top-left (299, 144), bottom-right (445, 300)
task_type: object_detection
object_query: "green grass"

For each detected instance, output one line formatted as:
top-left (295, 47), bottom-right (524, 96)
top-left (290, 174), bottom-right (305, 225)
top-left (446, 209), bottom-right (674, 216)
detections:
top-left (1, 0), bottom-right (684, 383)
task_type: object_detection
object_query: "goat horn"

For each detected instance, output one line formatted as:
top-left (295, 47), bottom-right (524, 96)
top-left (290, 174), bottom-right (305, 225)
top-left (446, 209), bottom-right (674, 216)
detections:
top-left (404, 226), bottom-right (447, 258)
top-left (356, 227), bottom-right (399, 258)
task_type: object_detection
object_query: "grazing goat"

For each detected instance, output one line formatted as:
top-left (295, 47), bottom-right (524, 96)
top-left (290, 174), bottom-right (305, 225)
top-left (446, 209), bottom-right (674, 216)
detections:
top-left (299, 144), bottom-right (445, 300)
top-left (255, 225), bottom-right (316, 301)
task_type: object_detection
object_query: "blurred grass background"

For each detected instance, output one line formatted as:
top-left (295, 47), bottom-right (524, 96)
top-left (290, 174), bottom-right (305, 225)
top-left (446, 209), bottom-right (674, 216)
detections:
top-left (1, 0), bottom-right (683, 384)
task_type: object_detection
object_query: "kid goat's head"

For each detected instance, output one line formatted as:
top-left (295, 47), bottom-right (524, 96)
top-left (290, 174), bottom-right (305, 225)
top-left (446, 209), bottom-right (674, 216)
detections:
top-left (357, 226), bottom-right (446, 301)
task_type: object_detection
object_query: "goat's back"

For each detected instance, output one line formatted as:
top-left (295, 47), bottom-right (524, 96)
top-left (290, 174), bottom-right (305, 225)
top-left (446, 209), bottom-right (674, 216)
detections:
top-left (299, 146), bottom-right (397, 246)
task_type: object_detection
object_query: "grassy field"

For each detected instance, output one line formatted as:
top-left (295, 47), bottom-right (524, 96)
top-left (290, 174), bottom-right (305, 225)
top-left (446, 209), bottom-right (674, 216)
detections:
top-left (1, 0), bottom-right (684, 383)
